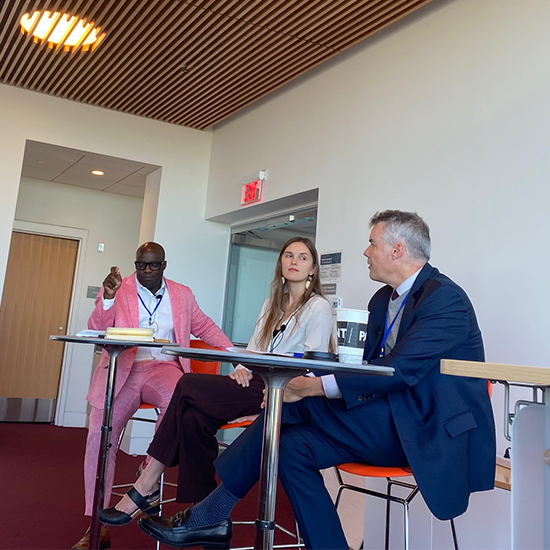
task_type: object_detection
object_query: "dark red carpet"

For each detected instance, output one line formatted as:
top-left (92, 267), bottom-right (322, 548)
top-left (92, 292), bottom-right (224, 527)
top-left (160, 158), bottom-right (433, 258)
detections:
top-left (0, 423), bottom-right (298, 550)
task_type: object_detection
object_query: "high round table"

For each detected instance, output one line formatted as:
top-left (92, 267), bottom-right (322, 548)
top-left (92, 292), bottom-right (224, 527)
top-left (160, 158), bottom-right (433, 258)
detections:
top-left (50, 335), bottom-right (177, 550)
top-left (163, 346), bottom-right (394, 550)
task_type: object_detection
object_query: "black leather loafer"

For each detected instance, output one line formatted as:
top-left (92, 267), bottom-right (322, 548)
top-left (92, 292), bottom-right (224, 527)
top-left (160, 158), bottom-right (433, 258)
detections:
top-left (138, 508), bottom-right (232, 549)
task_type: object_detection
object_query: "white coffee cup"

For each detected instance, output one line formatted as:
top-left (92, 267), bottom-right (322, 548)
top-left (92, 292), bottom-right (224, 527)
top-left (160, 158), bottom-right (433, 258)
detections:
top-left (336, 308), bottom-right (368, 364)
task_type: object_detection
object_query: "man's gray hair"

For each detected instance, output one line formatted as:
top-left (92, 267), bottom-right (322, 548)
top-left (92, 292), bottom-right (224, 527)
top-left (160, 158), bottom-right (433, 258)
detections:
top-left (369, 210), bottom-right (431, 261)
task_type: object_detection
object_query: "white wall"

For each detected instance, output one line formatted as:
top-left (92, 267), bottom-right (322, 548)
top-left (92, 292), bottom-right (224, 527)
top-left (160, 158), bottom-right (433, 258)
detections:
top-left (0, 85), bottom-right (230, 426)
top-left (207, 0), bottom-right (550, 449)
top-left (16, 177), bottom-right (143, 271)
top-left (139, 168), bottom-right (162, 244)
top-left (14, 176), bottom-right (143, 425)
top-left (206, 0), bottom-right (548, 546)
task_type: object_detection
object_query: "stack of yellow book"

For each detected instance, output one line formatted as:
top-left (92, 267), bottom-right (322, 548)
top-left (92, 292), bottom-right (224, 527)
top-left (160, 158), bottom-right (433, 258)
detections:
top-left (105, 327), bottom-right (154, 342)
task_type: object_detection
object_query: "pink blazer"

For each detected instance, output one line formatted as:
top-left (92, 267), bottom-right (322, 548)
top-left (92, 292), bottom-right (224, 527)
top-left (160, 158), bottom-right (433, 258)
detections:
top-left (86, 275), bottom-right (232, 409)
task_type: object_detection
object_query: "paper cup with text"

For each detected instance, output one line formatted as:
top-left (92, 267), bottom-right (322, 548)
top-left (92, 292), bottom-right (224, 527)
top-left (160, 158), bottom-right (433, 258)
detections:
top-left (336, 308), bottom-right (368, 364)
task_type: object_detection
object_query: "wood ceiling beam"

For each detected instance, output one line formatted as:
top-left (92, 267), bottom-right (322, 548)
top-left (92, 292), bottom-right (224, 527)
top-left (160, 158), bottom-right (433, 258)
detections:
top-left (100, 2), bottom-right (209, 108)
top-left (184, 46), bottom-right (333, 128)
top-left (143, 29), bottom-right (304, 120)
top-left (171, 41), bottom-right (329, 124)
top-left (0, 0), bottom-right (440, 128)
top-left (60, 0), bottom-right (163, 99)
top-left (113, 16), bottom-right (260, 114)
top-left (91, 5), bottom-right (220, 108)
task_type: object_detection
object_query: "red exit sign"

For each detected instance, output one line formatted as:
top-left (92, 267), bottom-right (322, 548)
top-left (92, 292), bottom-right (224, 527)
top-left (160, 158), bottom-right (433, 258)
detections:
top-left (241, 179), bottom-right (263, 205)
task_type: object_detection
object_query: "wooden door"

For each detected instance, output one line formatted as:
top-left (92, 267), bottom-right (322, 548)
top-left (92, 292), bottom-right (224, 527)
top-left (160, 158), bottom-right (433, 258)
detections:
top-left (0, 232), bottom-right (78, 399)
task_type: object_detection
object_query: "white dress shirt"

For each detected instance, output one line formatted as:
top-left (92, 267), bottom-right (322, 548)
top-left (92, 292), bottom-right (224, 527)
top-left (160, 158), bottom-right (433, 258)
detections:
top-left (102, 275), bottom-right (176, 362)
top-left (393, 268), bottom-right (421, 300)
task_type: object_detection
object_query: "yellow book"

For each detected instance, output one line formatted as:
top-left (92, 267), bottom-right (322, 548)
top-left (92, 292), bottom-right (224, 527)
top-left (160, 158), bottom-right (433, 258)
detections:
top-left (105, 327), bottom-right (154, 342)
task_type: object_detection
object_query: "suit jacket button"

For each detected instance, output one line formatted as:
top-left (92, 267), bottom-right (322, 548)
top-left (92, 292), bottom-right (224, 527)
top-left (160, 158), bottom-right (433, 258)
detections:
top-left (358, 396), bottom-right (363, 401)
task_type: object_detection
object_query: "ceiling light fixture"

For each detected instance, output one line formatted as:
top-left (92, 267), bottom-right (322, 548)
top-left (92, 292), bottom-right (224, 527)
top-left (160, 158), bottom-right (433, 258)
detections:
top-left (20, 11), bottom-right (105, 52)
top-left (91, 170), bottom-right (104, 176)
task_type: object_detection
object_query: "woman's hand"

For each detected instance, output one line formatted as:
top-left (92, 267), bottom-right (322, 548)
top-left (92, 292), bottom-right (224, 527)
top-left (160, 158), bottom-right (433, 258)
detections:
top-left (228, 367), bottom-right (253, 387)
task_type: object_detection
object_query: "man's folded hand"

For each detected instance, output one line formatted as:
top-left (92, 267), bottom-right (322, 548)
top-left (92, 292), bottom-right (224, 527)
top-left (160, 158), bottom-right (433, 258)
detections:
top-left (261, 376), bottom-right (325, 408)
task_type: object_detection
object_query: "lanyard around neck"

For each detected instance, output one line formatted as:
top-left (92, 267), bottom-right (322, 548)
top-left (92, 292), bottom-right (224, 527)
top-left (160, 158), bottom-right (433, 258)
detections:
top-left (138, 291), bottom-right (164, 325)
top-left (269, 306), bottom-right (301, 353)
top-left (379, 292), bottom-right (410, 358)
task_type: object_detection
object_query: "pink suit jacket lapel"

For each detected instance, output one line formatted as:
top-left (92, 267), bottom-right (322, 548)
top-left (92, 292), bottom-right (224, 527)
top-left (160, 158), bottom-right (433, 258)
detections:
top-left (165, 278), bottom-right (182, 337)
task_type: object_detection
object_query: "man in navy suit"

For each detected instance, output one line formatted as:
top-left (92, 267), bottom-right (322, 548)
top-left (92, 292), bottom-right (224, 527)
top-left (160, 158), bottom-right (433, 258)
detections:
top-left (139, 210), bottom-right (496, 550)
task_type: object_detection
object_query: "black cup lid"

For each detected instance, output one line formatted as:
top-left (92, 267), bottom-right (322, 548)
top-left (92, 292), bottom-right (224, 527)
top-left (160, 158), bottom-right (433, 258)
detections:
top-left (303, 351), bottom-right (338, 362)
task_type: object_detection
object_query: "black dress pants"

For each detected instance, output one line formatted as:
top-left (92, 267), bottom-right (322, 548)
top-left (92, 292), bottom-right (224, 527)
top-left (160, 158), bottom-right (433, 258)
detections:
top-left (147, 372), bottom-right (264, 503)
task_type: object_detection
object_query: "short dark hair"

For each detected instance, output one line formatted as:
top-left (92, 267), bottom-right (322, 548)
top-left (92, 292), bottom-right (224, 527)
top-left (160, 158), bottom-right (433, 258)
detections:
top-left (369, 210), bottom-right (430, 261)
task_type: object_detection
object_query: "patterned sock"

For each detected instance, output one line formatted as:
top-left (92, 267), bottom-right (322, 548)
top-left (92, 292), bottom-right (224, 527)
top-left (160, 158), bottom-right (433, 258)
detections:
top-left (186, 483), bottom-right (240, 527)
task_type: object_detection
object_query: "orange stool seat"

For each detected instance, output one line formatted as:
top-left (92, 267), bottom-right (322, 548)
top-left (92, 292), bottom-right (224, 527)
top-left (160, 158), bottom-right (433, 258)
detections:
top-left (137, 403), bottom-right (157, 410)
top-left (337, 463), bottom-right (412, 478)
top-left (220, 419), bottom-right (255, 430)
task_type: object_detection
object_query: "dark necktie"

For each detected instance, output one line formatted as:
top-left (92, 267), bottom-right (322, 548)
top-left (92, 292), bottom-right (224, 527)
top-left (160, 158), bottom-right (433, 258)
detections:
top-left (391, 289), bottom-right (399, 301)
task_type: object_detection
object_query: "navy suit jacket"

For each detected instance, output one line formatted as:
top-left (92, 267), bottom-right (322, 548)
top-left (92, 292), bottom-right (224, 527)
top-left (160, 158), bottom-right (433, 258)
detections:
top-left (335, 263), bottom-right (496, 520)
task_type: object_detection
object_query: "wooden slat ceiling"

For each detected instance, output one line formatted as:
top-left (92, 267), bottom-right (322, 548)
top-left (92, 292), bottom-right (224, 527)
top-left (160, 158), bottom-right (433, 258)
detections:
top-left (0, 0), bottom-right (438, 130)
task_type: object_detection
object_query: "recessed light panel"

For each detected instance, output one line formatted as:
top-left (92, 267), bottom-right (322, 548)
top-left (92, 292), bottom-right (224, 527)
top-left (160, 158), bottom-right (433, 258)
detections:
top-left (20, 11), bottom-right (105, 52)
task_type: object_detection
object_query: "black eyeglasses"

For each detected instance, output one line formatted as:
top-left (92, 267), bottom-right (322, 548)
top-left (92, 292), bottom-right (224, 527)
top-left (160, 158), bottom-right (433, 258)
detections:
top-left (134, 261), bottom-right (164, 271)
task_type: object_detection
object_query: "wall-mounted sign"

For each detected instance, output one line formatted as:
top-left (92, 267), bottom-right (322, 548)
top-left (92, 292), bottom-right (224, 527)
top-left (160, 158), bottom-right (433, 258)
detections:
top-left (240, 170), bottom-right (266, 206)
top-left (241, 179), bottom-right (263, 205)
top-left (320, 251), bottom-right (342, 283)
top-left (321, 283), bottom-right (337, 295)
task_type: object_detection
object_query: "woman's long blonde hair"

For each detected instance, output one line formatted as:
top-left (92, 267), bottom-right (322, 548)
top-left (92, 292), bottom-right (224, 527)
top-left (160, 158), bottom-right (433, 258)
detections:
top-left (256, 236), bottom-right (334, 352)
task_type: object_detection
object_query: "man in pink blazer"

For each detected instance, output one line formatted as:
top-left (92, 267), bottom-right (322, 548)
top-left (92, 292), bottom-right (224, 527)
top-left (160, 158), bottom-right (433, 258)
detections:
top-left (74, 242), bottom-right (232, 550)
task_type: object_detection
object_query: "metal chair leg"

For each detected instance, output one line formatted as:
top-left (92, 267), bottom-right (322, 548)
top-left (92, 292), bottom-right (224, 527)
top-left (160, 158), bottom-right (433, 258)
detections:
top-left (450, 518), bottom-right (459, 550)
top-left (384, 479), bottom-right (392, 550)
top-left (403, 502), bottom-right (410, 550)
top-left (335, 471), bottom-right (419, 550)
top-left (334, 467), bottom-right (346, 510)
top-left (155, 472), bottom-right (166, 550)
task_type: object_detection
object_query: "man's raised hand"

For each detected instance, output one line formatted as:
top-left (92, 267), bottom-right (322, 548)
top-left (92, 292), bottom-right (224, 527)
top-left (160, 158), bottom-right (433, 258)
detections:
top-left (103, 266), bottom-right (122, 299)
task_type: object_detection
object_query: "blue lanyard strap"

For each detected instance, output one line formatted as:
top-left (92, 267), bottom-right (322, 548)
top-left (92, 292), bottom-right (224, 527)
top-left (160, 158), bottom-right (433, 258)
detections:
top-left (379, 292), bottom-right (410, 358)
top-left (138, 291), bottom-right (164, 325)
